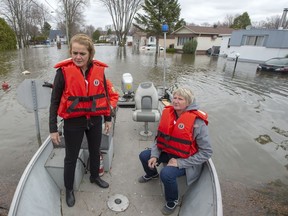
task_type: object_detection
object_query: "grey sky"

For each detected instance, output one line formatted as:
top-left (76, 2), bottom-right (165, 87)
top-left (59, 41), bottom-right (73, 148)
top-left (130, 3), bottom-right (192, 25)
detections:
top-left (45, 0), bottom-right (287, 29)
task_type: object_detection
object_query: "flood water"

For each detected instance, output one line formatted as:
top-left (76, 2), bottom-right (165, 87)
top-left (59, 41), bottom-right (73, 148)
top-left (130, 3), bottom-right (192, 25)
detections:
top-left (0, 45), bottom-right (288, 215)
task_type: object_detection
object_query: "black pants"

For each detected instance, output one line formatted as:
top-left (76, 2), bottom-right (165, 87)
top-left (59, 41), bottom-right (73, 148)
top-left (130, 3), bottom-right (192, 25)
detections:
top-left (63, 117), bottom-right (102, 190)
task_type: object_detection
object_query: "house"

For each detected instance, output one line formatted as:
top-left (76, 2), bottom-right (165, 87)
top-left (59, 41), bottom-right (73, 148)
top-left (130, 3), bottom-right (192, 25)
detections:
top-left (132, 29), bottom-right (149, 49)
top-left (172, 25), bottom-right (233, 54)
top-left (132, 28), bottom-right (175, 50)
top-left (226, 29), bottom-right (288, 63)
top-left (48, 30), bottom-right (66, 45)
top-left (158, 35), bottom-right (175, 49)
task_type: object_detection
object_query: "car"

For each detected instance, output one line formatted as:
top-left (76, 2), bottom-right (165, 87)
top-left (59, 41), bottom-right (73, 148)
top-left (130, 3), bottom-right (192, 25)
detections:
top-left (140, 44), bottom-right (164, 51)
top-left (256, 57), bottom-right (288, 72)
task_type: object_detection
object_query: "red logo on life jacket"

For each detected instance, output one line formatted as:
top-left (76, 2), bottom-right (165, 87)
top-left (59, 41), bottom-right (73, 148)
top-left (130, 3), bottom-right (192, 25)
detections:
top-left (178, 123), bottom-right (184, 129)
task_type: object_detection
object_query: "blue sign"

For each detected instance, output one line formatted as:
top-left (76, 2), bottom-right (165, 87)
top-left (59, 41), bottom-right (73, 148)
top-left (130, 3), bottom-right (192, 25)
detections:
top-left (162, 24), bottom-right (169, 32)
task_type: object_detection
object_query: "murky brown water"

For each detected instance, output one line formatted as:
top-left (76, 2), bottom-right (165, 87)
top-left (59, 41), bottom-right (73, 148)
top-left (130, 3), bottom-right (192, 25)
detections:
top-left (0, 46), bottom-right (288, 215)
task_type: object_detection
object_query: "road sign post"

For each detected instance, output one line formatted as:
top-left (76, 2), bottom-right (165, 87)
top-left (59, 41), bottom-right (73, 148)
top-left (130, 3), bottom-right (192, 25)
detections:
top-left (162, 24), bottom-right (169, 90)
top-left (17, 79), bottom-right (51, 146)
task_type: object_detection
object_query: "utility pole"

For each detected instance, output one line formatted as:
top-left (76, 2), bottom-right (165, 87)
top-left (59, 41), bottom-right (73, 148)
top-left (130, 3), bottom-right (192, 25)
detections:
top-left (64, 0), bottom-right (70, 48)
top-left (65, 12), bottom-right (69, 48)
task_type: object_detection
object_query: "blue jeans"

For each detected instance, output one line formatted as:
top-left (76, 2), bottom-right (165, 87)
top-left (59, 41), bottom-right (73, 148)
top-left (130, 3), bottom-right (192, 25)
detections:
top-left (139, 149), bottom-right (186, 203)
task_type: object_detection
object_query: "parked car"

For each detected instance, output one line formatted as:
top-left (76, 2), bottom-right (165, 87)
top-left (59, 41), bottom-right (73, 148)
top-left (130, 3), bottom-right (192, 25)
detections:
top-left (140, 44), bottom-right (164, 51)
top-left (256, 57), bottom-right (288, 72)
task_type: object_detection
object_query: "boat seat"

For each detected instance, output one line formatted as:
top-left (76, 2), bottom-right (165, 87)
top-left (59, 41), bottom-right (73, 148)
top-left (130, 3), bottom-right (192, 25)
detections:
top-left (157, 163), bottom-right (188, 197)
top-left (55, 118), bottom-right (115, 173)
top-left (132, 82), bottom-right (160, 136)
top-left (45, 148), bottom-right (85, 190)
top-left (81, 121), bottom-right (114, 172)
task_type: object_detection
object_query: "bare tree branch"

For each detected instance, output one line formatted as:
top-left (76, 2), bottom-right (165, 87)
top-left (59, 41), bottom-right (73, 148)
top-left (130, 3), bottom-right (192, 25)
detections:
top-left (99, 0), bottom-right (143, 46)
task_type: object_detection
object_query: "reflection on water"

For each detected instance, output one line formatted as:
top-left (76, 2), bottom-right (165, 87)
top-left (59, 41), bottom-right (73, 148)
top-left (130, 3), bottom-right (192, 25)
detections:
top-left (0, 46), bottom-right (288, 214)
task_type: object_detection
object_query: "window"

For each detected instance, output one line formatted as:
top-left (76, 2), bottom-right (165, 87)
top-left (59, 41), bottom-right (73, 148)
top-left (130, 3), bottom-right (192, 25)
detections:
top-left (177, 37), bottom-right (193, 46)
top-left (242, 35), bottom-right (265, 46)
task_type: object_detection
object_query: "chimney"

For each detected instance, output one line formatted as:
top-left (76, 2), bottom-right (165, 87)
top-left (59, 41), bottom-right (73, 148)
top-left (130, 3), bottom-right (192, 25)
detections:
top-left (278, 8), bottom-right (288, 29)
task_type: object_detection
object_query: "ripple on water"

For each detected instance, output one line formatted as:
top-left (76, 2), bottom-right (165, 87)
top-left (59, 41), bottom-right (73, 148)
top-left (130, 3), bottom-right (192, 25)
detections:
top-left (1, 48), bottom-right (288, 214)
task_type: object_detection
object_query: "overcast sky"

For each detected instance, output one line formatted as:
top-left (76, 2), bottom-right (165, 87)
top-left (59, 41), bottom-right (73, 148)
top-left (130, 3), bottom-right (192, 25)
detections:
top-left (44, 0), bottom-right (287, 29)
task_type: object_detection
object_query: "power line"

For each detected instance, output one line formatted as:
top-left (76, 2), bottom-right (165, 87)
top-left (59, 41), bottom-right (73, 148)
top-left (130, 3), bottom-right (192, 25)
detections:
top-left (43, 0), bottom-right (56, 12)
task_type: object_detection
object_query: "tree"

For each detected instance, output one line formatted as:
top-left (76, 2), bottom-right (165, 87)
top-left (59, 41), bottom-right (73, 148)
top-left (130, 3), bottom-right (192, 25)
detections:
top-left (83, 25), bottom-right (95, 38)
top-left (1, 1), bottom-right (51, 48)
top-left (27, 24), bottom-right (40, 44)
top-left (222, 14), bottom-right (238, 27)
top-left (134, 0), bottom-right (181, 53)
top-left (2, 0), bottom-right (30, 48)
top-left (174, 18), bottom-right (186, 31)
top-left (99, 0), bottom-right (142, 46)
top-left (58, 0), bottom-right (89, 46)
top-left (260, 15), bottom-right (281, 29)
top-left (107, 29), bottom-right (112, 35)
top-left (92, 29), bottom-right (101, 41)
top-left (231, 12), bottom-right (251, 29)
top-left (42, 22), bottom-right (51, 38)
top-left (0, 18), bottom-right (17, 51)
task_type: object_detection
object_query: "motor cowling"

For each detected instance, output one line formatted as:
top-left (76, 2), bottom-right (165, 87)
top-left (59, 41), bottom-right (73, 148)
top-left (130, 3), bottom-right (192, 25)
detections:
top-left (121, 73), bottom-right (133, 95)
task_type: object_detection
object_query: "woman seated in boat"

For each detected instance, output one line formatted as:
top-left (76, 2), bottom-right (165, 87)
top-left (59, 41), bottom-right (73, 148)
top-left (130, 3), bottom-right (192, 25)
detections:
top-left (49, 33), bottom-right (118, 207)
top-left (138, 87), bottom-right (212, 215)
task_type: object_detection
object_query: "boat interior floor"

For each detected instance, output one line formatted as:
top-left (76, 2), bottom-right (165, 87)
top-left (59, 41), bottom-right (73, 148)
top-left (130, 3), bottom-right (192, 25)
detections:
top-left (60, 107), bottom-right (187, 216)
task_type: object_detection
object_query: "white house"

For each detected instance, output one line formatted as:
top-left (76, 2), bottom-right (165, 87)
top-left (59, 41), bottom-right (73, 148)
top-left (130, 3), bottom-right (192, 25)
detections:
top-left (226, 29), bottom-right (288, 63)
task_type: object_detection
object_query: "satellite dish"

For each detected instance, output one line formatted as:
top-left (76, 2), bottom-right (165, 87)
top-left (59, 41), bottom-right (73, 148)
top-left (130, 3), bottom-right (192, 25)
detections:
top-left (246, 25), bottom-right (252, 30)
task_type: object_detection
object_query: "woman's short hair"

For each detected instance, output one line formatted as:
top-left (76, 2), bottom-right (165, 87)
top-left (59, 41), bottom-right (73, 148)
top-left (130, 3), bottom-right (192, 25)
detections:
top-left (173, 87), bottom-right (195, 104)
top-left (69, 34), bottom-right (95, 63)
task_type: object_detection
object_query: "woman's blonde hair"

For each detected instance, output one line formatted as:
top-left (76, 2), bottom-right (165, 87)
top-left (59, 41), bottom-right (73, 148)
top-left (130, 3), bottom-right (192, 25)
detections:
top-left (69, 34), bottom-right (95, 63)
top-left (173, 87), bottom-right (195, 104)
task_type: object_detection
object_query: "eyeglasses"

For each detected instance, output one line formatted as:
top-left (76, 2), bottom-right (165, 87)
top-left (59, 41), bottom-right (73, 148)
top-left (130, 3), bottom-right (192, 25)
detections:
top-left (72, 51), bottom-right (87, 56)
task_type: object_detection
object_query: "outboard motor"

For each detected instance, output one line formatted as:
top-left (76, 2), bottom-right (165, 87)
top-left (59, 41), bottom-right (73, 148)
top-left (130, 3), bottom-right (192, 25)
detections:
top-left (118, 73), bottom-right (135, 106)
top-left (121, 73), bottom-right (134, 95)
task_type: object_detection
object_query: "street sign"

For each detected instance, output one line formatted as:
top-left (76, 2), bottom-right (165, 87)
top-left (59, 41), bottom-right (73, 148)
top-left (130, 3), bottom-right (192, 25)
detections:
top-left (17, 79), bottom-right (52, 146)
top-left (17, 79), bottom-right (51, 112)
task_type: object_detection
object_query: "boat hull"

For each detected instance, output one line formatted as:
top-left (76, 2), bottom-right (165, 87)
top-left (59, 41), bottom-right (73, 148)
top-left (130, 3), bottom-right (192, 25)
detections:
top-left (9, 91), bottom-right (222, 216)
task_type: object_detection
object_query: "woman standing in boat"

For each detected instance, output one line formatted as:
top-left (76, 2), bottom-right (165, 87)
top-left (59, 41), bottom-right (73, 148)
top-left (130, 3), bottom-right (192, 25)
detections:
top-left (138, 87), bottom-right (212, 215)
top-left (49, 33), bottom-right (118, 207)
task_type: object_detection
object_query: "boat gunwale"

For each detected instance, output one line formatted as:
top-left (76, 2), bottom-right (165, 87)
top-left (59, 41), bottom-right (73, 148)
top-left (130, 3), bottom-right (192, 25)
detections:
top-left (9, 89), bottom-right (223, 216)
top-left (207, 158), bottom-right (223, 216)
top-left (158, 93), bottom-right (223, 216)
top-left (8, 136), bottom-right (52, 216)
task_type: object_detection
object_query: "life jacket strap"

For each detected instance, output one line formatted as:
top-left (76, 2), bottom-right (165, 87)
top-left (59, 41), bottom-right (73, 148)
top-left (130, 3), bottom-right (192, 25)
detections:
top-left (157, 131), bottom-right (191, 145)
top-left (67, 94), bottom-right (106, 113)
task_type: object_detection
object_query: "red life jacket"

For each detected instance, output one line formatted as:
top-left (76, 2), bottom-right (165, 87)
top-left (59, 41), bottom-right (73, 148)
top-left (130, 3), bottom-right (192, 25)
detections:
top-left (106, 79), bottom-right (119, 108)
top-left (54, 59), bottom-right (111, 119)
top-left (156, 106), bottom-right (208, 158)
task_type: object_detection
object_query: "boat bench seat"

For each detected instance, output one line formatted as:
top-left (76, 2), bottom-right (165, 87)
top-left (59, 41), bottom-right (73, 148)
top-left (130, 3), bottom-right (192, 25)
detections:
top-left (45, 148), bottom-right (85, 190)
top-left (157, 163), bottom-right (188, 197)
top-left (81, 127), bottom-right (114, 172)
top-left (55, 120), bottom-right (114, 173)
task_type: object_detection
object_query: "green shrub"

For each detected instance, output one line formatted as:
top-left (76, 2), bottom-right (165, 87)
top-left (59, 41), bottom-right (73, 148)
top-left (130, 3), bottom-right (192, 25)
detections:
top-left (96, 40), bottom-right (110, 44)
top-left (183, 40), bottom-right (197, 54)
top-left (166, 48), bottom-right (175, 53)
top-left (0, 18), bottom-right (17, 51)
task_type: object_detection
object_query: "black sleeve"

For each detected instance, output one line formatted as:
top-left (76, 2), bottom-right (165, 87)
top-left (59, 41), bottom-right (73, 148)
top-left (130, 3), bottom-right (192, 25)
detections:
top-left (49, 68), bottom-right (65, 133)
top-left (104, 116), bottom-right (112, 122)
